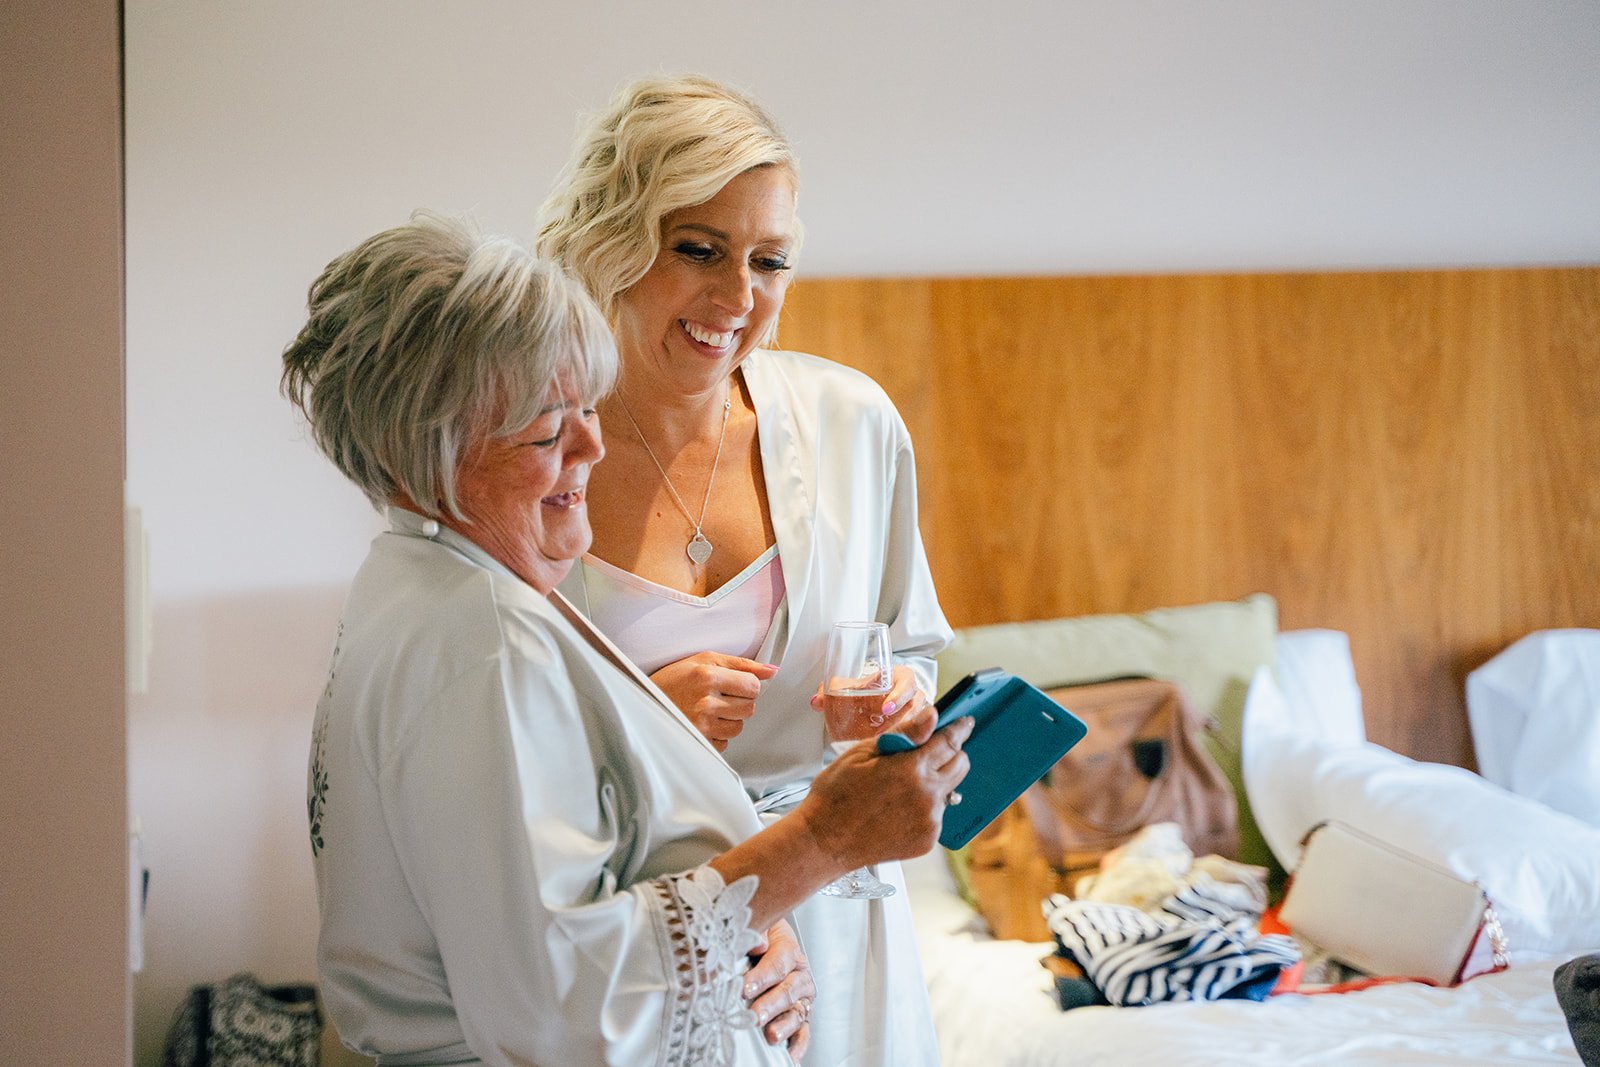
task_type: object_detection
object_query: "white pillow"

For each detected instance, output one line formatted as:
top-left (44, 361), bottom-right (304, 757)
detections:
top-left (1244, 664), bottom-right (1600, 960)
top-left (1245, 630), bottom-right (1363, 871)
top-left (1466, 628), bottom-right (1600, 827)
top-left (1273, 629), bottom-right (1365, 749)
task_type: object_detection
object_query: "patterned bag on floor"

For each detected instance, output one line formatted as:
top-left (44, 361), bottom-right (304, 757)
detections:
top-left (161, 972), bottom-right (322, 1067)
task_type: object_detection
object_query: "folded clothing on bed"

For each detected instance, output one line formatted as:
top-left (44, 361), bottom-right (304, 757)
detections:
top-left (1043, 882), bottom-right (1301, 1009)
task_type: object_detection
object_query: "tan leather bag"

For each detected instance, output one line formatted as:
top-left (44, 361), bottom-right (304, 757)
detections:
top-left (964, 677), bottom-right (1239, 941)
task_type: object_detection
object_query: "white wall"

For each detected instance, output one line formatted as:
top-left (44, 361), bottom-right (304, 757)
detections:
top-left (123, 0), bottom-right (1600, 1060)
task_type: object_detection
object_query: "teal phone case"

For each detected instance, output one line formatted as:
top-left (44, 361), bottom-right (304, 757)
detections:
top-left (877, 668), bottom-right (1089, 850)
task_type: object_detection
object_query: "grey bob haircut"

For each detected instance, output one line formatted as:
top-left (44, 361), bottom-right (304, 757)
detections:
top-left (281, 210), bottom-right (617, 519)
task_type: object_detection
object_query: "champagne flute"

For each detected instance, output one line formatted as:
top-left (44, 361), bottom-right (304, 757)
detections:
top-left (817, 621), bottom-right (897, 900)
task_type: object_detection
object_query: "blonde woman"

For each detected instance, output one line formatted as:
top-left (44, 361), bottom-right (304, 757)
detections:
top-left (540, 76), bottom-right (953, 1066)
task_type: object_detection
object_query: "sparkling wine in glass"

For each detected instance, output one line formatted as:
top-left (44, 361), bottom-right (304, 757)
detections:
top-left (817, 621), bottom-right (897, 900)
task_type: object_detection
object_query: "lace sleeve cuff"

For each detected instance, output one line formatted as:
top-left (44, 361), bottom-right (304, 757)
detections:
top-left (646, 865), bottom-right (764, 1067)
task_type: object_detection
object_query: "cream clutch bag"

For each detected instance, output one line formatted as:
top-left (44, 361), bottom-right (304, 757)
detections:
top-left (1278, 819), bottom-right (1508, 986)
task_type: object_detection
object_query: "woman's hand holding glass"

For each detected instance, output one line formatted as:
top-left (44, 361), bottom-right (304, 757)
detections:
top-left (813, 621), bottom-right (946, 898)
top-left (793, 712), bottom-right (972, 880)
top-left (810, 662), bottom-right (931, 743)
top-left (820, 622), bottom-right (895, 752)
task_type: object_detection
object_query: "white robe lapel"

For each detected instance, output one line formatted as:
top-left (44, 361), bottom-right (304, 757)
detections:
top-left (742, 352), bottom-right (820, 671)
top-left (547, 589), bottom-right (739, 767)
top-left (392, 508), bottom-right (737, 774)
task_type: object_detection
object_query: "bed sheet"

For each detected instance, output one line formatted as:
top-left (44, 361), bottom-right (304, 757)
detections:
top-left (903, 850), bottom-right (1584, 1066)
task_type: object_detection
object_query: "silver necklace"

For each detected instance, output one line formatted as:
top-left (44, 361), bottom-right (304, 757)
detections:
top-left (617, 384), bottom-right (731, 566)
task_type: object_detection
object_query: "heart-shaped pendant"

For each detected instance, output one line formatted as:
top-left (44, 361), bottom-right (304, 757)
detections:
top-left (687, 534), bottom-right (713, 566)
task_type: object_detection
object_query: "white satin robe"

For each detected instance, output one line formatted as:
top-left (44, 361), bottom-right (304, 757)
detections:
top-left (560, 348), bottom-right (955, 1067)
top-left (311, 508), bottom-right (792, 1067)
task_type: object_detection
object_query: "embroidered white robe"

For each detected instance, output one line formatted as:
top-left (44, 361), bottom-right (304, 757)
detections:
top-left (311, 509), bottom-right (791, 1067)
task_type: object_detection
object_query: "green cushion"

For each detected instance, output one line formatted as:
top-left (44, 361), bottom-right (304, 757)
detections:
top-left (936, 594), bottom-right (1281, 888)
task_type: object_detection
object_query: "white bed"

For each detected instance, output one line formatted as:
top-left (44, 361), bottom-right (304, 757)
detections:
top-left (905, 849), bottom-right (1582, 1066)
top-left (907, 620), bottom-right (1600, 1066)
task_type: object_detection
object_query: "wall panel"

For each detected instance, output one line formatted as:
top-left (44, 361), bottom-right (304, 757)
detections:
top-left (0, 0), bottom-right (129, 1062)
top-left (779, 268), bottom-right (1600, 766)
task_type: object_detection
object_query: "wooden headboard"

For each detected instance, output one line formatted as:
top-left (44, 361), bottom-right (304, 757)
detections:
top-left (779, 268), bottom-right (1600, 769)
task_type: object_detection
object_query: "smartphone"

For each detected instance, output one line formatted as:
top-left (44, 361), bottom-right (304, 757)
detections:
top-left (877, 668), bottom-right (1089, 850)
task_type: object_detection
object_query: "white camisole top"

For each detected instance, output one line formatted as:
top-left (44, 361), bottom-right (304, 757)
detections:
top-left (578, 545), bottom-right (785, 675)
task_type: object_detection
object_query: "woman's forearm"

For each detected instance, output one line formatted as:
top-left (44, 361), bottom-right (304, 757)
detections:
top-left (709, 715), bottom-right (971, 930)
top-left (707, 804), bottom-right (847, 930)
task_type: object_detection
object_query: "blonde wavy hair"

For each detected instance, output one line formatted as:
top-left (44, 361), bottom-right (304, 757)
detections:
top-left (536, 74), bottom-right (801, 344)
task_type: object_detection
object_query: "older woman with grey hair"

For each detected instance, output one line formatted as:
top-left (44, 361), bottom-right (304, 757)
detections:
top-left (538, 76), bottom-right (954, 1066)
top-left (283, 210), bottom-right (971, 1067)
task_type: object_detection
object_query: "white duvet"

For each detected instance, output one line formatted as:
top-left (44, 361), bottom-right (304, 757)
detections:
top-left (905, 849), bottom-right (1584, 1066)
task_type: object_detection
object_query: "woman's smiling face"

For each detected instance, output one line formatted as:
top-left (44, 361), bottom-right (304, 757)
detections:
top-left (447, 368), bottom-right (605, 593)
top-left (613, 165), bottom-right (797, 386)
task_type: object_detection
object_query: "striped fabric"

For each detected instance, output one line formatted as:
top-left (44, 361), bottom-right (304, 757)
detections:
top-left (1044, 883), bottom-right (1301, 1007)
